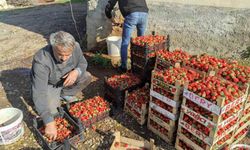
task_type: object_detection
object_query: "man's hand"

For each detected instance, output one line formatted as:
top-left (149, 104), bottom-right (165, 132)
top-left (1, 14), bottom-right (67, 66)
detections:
top-left (63, 69), bottom-right (79, 87)
top-left (45, 121), bottom-right (57, 141)
top-left (105, 4), bottom-right (112, 19)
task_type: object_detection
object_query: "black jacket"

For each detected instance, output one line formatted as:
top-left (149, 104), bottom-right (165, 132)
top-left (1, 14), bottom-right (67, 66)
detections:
top-left (107, 0), bottom-right (148, 17)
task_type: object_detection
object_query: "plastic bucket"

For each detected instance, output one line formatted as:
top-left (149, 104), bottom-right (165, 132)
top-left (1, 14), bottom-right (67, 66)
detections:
top-left (0, 108), bottom-right (24, 145)
top-left (106, 36), bottom-right (122, 57)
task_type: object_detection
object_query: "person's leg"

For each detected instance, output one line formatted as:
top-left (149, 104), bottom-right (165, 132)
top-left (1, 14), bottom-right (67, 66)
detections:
top-left (137, 12), bottom-right (148, 36)
top-left (61, 71), bottom-right (92, 102)
top-left (120, 12), bottom-right (139, 69)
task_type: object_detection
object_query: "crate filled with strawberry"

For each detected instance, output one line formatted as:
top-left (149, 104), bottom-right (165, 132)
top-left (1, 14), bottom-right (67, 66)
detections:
top-left (130, 34), bottom-right (169, 82)
top-left (176, 124), bottom-right (234, 150)
top-left (124, 84), bottom-right (150, 125)
top-left (155, 49), bottom-right (190, 70)
top-left (231, 107), bottom-right (250, 145)
top-left (147, 118), bottom-right (175, 143)
top-left (176, 76), bottom-right (248, 150)
top-left (33, 108), bottom-right (84, 150)
top-left (175, 136), bottom-right (194, 150)
top-left (185, 54), bottom-right (228, 73)
top-left (131, 34), bottom-right (169, 58)
top-left (151, 66), bottom-right (201, 102)
top-left (67, 96), bottom-right (110, 128)
top-left (104, 73), bottom-right (142, 109)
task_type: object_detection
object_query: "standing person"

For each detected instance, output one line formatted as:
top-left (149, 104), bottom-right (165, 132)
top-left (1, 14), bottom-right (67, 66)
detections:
top-left (31, 31), bottom-right (92, 141)
top-left (105, 0), bottom-right (149, 72)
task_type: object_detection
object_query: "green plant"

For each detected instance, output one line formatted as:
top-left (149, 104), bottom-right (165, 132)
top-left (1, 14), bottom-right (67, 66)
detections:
top-left (90, 53), bottom-right (112, 68)
top-left (241, 46), bottom-right (250, 59)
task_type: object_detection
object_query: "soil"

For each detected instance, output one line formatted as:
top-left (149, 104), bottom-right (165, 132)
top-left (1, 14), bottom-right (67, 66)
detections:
top-left (0, 2), bottom-right (249, 150)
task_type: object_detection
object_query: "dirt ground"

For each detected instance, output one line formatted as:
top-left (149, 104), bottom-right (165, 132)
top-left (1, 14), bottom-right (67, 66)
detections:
top-left (0, 2), bottom-right (249, 150)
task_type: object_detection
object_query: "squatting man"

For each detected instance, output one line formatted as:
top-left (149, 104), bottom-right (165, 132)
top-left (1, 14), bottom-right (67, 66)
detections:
top-left (31, 31), bottom-right (92, 140)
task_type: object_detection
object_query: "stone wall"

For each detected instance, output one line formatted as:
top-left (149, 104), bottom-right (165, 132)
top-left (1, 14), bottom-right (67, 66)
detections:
top-left (87, 0), bottom-right (250, 58)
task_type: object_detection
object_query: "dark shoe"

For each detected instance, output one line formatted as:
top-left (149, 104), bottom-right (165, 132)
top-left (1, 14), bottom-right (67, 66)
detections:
top-left (117, 66), bottom-right (127, 73)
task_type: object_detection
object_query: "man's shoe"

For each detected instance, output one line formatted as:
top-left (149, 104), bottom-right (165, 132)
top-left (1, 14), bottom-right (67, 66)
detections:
top-left (117, 66), bottom-right (127, 73)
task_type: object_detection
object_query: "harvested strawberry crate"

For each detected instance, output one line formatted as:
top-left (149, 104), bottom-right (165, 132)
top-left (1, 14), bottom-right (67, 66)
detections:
top-left (124, 84), bottom-right (150, 125)
top-left (147, 97), bottom-right (179, 143)
top-left (65, 96), bottom-right (110, 128)
top-left (177, 76), bottom-right (248, 149)
top-left (176, 125), bottom-right (234, 150)
top-left (33, 108), bottom-right (84, 150)
top-left (110, 131), bottom-right (156, 150)
top-left (155, 49), bottom-right (190, 71)
top-left (104, 73), bottom-right (143, 109)
top-left (147, 112), bottom-right (177, 143)
top-left (130, 34), bottom-right (170, 58)
top-left (151, 66), bottom-right (201, 102)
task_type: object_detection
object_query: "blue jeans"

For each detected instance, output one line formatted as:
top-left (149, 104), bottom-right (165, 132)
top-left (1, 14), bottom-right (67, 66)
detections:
top-left (121, 12), bottom-right (148, 68)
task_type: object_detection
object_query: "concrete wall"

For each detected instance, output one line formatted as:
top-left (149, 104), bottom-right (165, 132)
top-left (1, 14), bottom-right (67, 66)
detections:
top-left (87, 0), bottom-right (250, 58)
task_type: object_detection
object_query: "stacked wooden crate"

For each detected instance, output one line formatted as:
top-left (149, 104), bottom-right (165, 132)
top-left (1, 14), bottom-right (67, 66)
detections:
top-left (175, 76), bottom-right (248, 150)
top-left (124, 84), bottom-right (150, 125)
top-left (130, 35), bottom-right (169, 82)
top-left (217, 64), bottom-right (250, 145)
top-left (147, 51), bottom-right (200, 143)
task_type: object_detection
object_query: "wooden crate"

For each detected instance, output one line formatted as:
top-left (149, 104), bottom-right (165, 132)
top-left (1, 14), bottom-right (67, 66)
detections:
top-left (124, 102), bottom-right (147, 125)
top-left (148, 106), bottom-right (177, 130)
top-left (147, 118), bottom-right (176, 143)
top-left (176, 127), bottom-right (233, 150)
top-left (182, 87), bottom-right (247, 115)
top-left (151, 71), bottom-right (184, 102)
top-left (110, 132), bottom-right (156, 150)
top-left (147, 98), bottom-right (178, 143)
top-left (177, 110), bottom-right (239, 146)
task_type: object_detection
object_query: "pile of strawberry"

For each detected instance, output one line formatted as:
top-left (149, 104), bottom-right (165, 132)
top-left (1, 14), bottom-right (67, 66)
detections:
top-left (188, 76), bottom-right (244, 105)
top-left (149, 119), bottom-right (168, 136)
top-left (131, 35), bottom-right (166, 47)
top-left (39, 118), bottom-right (74, 142)
top-left (153, 67), bottom-right (201, 86)
top-left (107, 73), bottom-right (141, 90)
top-left (152, 97), bottom-right (173, 113)
top-left (218, 64), bottom-right (250, 85)
top-left (185, 54), bottom-right (228, 72)
top-left (157, 49), bottom-right (190, 64)
top-left (181, 128), bottom-right (206, 149)
top-left (178, 140), bottom-right (193, 150)
top-left (69, 96), bottom-right (110, 123)
top-left (127, 86), bottom-right (150, 109)
top-left (151, 109), bottom-right (170, 123)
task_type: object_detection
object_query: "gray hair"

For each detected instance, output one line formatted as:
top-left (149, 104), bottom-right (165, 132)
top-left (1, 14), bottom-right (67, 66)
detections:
top-left (50, 31), bottom-right (76, 51)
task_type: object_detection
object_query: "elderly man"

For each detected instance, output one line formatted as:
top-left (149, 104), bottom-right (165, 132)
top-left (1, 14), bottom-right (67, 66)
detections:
top-left (31, 31), bottom-right (92, 140)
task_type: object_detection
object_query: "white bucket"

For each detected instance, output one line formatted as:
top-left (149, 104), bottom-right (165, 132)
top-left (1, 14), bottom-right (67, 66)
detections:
top-left (0, 108), bottom-right (24, 145)
top-left (106, 36), bottom-right (122, 57)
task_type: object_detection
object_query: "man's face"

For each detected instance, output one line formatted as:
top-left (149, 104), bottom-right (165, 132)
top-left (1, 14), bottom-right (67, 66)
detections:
top-left (53, 45), bottom-right (73, 63)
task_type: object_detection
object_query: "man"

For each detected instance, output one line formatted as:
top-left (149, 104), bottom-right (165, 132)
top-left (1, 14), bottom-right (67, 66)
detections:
top-left (31, 31), bottom-right (92, 140)
top-left (105, 0), bottom-right (149, 72)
